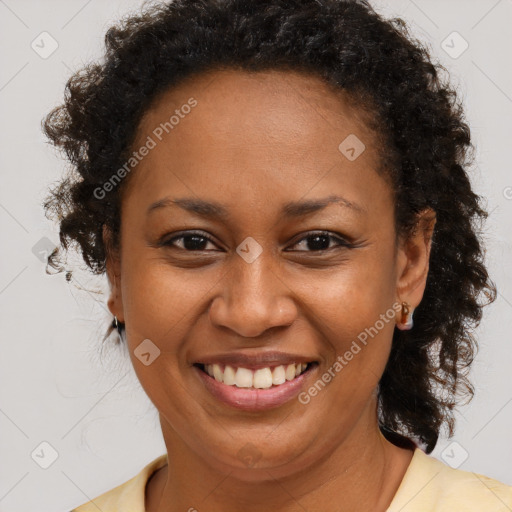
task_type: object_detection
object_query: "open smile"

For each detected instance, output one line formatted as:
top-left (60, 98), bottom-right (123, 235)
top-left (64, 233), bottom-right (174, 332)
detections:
top-left (193, 361), bottom-right (319, 411)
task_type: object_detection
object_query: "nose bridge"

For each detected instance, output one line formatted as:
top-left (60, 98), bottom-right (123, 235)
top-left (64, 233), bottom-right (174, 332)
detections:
top-left (209, 247), bottom-right (296, 338)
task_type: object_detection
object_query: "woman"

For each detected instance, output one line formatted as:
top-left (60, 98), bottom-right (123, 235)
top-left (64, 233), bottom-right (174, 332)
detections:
top-left (42, 0), bottom-right (511, 510)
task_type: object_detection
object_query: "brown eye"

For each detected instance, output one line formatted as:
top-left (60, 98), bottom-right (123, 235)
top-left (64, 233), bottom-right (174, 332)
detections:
top-left (161, 231), bottom-right (218, 251)
top-left (287, 232), bottom-right (354, 252)
top-left (158, 230), bottom-right (354, 253)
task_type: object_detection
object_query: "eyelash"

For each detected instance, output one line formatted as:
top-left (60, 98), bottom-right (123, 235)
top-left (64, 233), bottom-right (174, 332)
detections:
top-left (160, 230), bottom-right (355, 253)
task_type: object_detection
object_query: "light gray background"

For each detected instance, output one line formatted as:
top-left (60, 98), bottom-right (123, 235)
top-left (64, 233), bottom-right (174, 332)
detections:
top-left (0, 1), bottom-right (511, 511)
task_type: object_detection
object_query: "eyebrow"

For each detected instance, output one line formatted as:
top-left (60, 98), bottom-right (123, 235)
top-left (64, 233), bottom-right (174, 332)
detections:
top-left (146, 194), bottom-right (366, 219)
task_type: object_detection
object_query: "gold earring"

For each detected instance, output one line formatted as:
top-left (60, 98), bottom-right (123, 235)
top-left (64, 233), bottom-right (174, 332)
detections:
top-left (397, 301), bottom-right (414, 330)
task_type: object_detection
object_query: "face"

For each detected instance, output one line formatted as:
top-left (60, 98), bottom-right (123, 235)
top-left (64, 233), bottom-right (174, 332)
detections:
top-left (105, 69), bottom-right (433, 480)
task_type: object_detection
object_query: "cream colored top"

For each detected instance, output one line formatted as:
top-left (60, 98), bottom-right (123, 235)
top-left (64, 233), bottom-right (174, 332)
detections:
top-left (71, 448), bottom-right (512, 511)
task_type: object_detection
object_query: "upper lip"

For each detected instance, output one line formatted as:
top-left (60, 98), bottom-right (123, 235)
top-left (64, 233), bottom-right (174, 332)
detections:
top-left (193, 351), bottom-right (318, 370)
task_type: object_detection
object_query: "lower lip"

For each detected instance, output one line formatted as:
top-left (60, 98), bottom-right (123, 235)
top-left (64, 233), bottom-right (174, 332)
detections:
top-left (194, 364), bottom-right (317, 412)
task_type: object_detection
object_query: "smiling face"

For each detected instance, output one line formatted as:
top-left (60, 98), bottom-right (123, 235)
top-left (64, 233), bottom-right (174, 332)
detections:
top-left (105, 68), bottom-right (434, 480)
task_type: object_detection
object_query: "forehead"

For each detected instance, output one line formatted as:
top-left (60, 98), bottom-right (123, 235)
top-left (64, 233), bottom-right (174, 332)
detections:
top-left (135, 67), bottom-right (378, 149)
top-left (124, 68), bottom-right (386, 212)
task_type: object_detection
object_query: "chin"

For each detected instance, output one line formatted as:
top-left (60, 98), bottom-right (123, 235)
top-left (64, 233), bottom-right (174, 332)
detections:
top-left (198, 436), bottom-right (312, 481)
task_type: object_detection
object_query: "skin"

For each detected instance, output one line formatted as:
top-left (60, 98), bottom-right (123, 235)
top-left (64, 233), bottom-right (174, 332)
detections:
top-left (104, 68), bottom-right (436, 512)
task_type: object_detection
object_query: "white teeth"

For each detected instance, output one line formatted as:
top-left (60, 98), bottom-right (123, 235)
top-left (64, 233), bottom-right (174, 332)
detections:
top-left (272, 365), bottom-right (286, 385)
top-left (213, 363), bottom-right (223, 382)
top-left (202, 362), bottom-right (310, 388)
top-left (234, 367), bottom-right (253, 388)
top-left (253, 368), bottom-right (273, 389)
top-left (223, 365), bottom-right (236, 385)
top-left (285, 364), bottom-right (296, 381)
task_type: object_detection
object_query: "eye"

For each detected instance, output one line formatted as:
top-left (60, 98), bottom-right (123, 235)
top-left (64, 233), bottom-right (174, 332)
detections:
top-left (159, 230), bottom-right (354, 253)
top-left (287, 231), bottom-right (354, 252)
top-left (161, 231), bottom-right (219, 251)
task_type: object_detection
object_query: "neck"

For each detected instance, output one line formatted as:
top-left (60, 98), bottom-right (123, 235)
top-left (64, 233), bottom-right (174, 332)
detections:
top-left (146, 403), bottom-right (414, 512)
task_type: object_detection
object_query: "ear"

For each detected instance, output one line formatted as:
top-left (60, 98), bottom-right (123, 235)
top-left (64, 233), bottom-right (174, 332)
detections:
top-left (103, 224), bottom-right (125, 323)
top-left (395, 208), bottom-right (436, 310)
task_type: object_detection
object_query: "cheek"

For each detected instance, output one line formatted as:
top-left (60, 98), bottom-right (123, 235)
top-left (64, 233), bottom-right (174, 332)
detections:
top-left (121, 251), bottom-right (217, 339)
top-left (307, 247), bottom-right (398, 399)
top-left (308, 241), bottom-right (397, 331)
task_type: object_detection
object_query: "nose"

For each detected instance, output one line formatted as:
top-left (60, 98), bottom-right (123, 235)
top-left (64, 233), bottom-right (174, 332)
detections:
top-left (208, 252), bottom-right (297, 338)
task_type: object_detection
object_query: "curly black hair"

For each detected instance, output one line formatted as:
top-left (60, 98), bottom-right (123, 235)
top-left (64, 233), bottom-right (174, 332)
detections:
top-left (41, 0), bottom-right (496, 453)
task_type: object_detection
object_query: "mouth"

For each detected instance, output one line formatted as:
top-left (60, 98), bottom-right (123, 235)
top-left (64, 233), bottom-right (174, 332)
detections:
top-left (194, 361), bottom-right (316, 388)
top-left (193, 361), bottom-right (319, 411)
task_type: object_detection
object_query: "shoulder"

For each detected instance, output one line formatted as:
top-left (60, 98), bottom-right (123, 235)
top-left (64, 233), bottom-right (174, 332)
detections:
top-left (387, 447), bottom-right (512, 512)
top-left (70, 453), bottom-right (168, 512)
